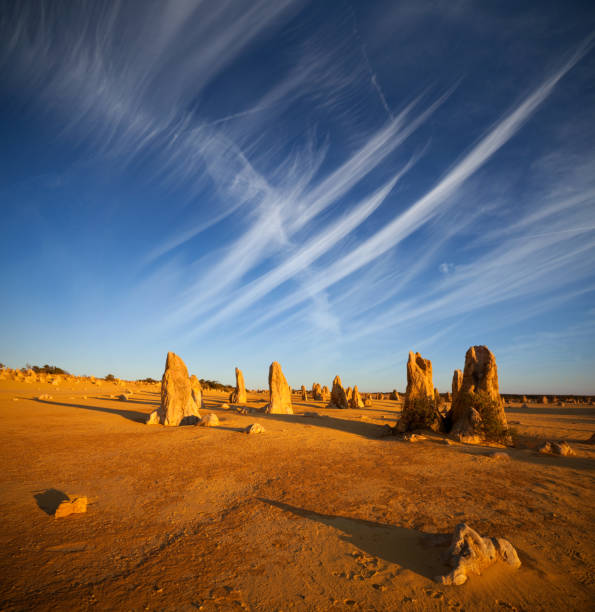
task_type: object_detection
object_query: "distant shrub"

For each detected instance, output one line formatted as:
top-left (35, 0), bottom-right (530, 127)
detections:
top-left (199, 379), bottom-right (233, 392)
top-left (28, 364), bottom-right (69, 375)
top-left (138, 377), bottom-right (158, 384)
top-left (104, 374), bottom-right (116, 382)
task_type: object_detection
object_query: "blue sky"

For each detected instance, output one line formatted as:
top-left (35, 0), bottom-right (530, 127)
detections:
top-left (1, 1), bottom-right (594, 394)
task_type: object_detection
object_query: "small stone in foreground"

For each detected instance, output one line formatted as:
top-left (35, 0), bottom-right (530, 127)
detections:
top-left (245, 423), bottom-right (265, 434)
top-left (119, 394), bottom-right (130, 401)
top-left (436, 523), bottom-right (520, 585)
top-left (538, 441), bottom-right (575, 456)
top-left (55, 496), bottom-right (88, 519)
top-left (199, 413), bottom-right (220, 427)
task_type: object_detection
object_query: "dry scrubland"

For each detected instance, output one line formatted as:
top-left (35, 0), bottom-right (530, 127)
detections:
top-left (0, 373), bottom-right (594, 611)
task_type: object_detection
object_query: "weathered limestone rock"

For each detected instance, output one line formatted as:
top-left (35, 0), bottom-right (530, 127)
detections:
top-left (397, 352), bottom-right (443, 432)
top-left (245, 423), bottom-right (265, 434)
top-left (321, 385), bottom-right (330, 401)
top-left (55, 496), bottom-right (88, 519)
top-left (119, 393), bottom-right (130, 401)
top-left (364, 396), bottom-right (373, 407)
top-left (436, 523), bottom-right (521, 585)
top-left (265, 362), bottom-right (293, 414)
top-left (301, 385), bottom-right (308, 401)
top-left (328, 375), bottom-right (348, 409)
top-left (350, 385), bottom-right (364, 409)
top-left (452, 369), bottom-right (463, 402)
top-left (541, 395), bottom-right (548, 404)
top-left (538, 441), bottom-right (575, 456)
top-left (389, 389), bottom-right (400, 401)
top-left (190, 375), bottom-right (204, 410)
top-left (311, 383), bottom-right (323, 401)
top-left (146, 352), bottom-right (201, 426)
top-left (345, 387), bottom-right (353, 402)
top-left (199, 413), bottom-right (220, 427)
top-left (229, 367), bottom-right (247, 404)
top-left (448, 346), bottom-right (509, 443)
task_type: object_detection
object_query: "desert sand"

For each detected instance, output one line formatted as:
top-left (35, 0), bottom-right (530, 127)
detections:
top-left (0, 376), bottom-right (594, 611)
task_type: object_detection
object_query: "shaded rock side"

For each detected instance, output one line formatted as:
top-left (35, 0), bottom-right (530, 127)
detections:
top-left (230, 367), bottom-right (247, 404)
top-left (147, 352), bottom-right (201, 426)
top-left (265, 362), bottom-right (293, 414)
top-left (328, 375), bottom-right (348, 409)
top-left (436, 523), bottom-right (520, 586)
top-left (397, 351), bottom-right (443, 432)
top-left (449, 346), bottom-right (509, 442)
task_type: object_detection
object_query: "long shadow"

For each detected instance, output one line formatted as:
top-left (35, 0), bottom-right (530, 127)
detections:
top-left (506, 405), bottom-right (595, 418)
top-left (35, 398), bottom-right (149, 423)
top-left (34, 488), bottom-right (69, 515)
top-left (456, 444), bottom-right (595, 471)
top-left (99, 397), bottom-right (159, 407)
top-left (258, 498), bottom-right (449, 581)
top-left (257, 412), bottom-right (385, 440)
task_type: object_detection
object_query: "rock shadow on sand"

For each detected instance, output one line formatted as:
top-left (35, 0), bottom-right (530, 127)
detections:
top-left (34, 488), bottom-right (69, 515)
top-left (34, 398), bottom-right (148, 423)
top-left (259, 498), bottom-right (449, 581)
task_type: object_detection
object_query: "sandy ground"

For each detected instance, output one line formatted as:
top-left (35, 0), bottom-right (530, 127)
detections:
top-left (0, 378), bottom-right (594, 611)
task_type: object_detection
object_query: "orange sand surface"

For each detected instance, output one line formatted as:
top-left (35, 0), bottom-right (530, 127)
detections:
top-left (0, 379), bottom-right (594, 611)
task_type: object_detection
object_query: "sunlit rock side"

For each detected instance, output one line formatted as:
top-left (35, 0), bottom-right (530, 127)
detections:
top-left (265, 362), bottom-right (293, 414)
top-left (328, 375), bottom-right (348, 409)
top-left (350, 385), bottom-right (364, 409)
top-left (397, 351), bottom-right (443, 432)
top-left (448, 346), bottom-right (510, 443)
top-left (230, 367), bottom-right (247, 404)
top-left (147, 352), bottom-right (201, 426)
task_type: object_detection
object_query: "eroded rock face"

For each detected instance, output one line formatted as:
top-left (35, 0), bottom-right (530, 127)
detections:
top-left (449, 346), bottom-right (509, 443)
top-left (321, 386), bottom-right (330, 401)
top-left (452, 369), bottom-right (463, 401)
top-left (266, 362), bottom-right (293, 414)
top-left (190, 375), bottom-right (204, 411)
top-left (436, 523), bottom-right (521, 586)
top-left (147, 352), bottom-right (201, 426)
top-left (301, 385), bottom-right (308, 401)
top-left (311, 383), bottom-right (323, 401)
top-left (397, 352), bottom-right (443, 432)
top-left (538, 441), bottom-right (575, 456)
top-left (329, 375), bottom-right (348, 409)
top-left (350, 385), bottom-right (364, 409)
top-left (390, 390), bottom-right (400, 401)
top-left (230, 367), bottom-right (247, 404)
top-left (199, 413), bottom-right (219, 427)
top-left (245, 423), bottom-right (265, 434)
top-left (55, 496), bottom-right (88, 519)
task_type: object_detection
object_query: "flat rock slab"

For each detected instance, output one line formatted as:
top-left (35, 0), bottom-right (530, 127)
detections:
top-left (55, 496), bottom-right (88, 519)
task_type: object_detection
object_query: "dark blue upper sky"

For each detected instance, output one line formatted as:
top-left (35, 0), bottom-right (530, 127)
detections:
top-left (1, 0), bottom-right (594, 392)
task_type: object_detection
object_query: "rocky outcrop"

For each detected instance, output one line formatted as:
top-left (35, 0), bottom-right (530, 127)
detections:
top-left (230, 367), bottom-right (247, 404)
top-left (350, 385), bottom-right (364, 409)
top-left (301, 385), bottom-right (308, 401)
top-left (389, 390), bottom-right (400, 401)
top-left (265, 362), bottom-right (293, 414)
top-left (452, 369), bottom-right (463, 402)
top-left (190, 375), bottom-right (204, 410)
top-left (321, 385), bottom-right (330, 401)
top-left (449, 346), bottom-right (509, 443)
top-left (397, 352), bottom-right (443, 432)
top-left (436, 523), bottom-right (521, 585)
top-left (311, 383), bottom-right (323, 401)
top-left (147, 352), bottom-right (201, 426)
top-left (199, 413), bottom-right (220, 427)
top-left (328, 375), bottom-right (348, 409)
top-left (55, 495), bottom-right (88, 519)
top-left (538, 441), bottom-right (575, 456)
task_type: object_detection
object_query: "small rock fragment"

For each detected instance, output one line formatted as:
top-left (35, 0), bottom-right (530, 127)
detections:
top-left (245, 423), bottom-right (265, 434)
top-left (199, 413), bottom-right (220, 427)
top-left (55, 496), bottom-right (88, 519)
